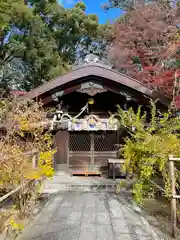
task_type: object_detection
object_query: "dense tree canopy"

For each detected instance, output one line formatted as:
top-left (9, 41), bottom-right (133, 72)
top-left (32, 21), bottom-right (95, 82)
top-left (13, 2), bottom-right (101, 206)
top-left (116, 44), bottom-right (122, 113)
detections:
top-left (107, 1), bottom-right (180, 107)
top-left (103, 0), bottom-right (136, 10)
top-left (0, 0), bottom-right (110, 91)
top-left (1, 0), bottom-right (179, 99)
top-left (103, 0), bottom-right (180, 10)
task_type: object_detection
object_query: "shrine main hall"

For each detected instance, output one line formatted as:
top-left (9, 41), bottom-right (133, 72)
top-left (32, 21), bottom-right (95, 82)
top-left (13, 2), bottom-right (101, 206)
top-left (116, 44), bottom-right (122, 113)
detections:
top-left (24, 59), bottom-right (170, 176)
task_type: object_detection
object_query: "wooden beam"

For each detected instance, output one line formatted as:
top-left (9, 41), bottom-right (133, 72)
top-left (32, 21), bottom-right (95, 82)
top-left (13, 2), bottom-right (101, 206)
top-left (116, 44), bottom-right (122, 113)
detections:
top-left (0, 179), bottom-right (34, 204)
top-left (168, 159), bottom-right (177, 237)
top-left (64, 85), bottom-right (81, 94)
top-left (169, 157), bottom-right (180, 161)
top-left (42, 96), bottom-right (53, 105)
top-left (108, 159), bottom-right (125, 164)
top-left (0, 186), bottom-right (22, 204)
top-left (173, 195), bottom-right (180, 199)
top-left (148, 179), bottom-right (166, 193)
top-left (41, 85), bottom-right (81, 105)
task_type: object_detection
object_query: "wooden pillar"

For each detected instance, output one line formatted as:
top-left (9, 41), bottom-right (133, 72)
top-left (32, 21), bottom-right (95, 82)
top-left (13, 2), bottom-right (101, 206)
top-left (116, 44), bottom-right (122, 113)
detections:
top-left (91, 133), bottom-right (94, 165)
top-left (54, 131), bottom-right (69, 166)
top-left (116, 130), bottom-right (120, 159)
top-left (113, 162), bottom-right (115, 181)
top-left (169, 157), bottom-right (177, 237)
top-left (32, 153), bottom-right (38, 168)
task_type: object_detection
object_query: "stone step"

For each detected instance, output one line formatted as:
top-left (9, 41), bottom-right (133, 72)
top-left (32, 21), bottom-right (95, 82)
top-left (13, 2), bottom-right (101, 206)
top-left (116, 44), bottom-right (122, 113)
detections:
top-left (42, 188), bottom-right (61, 194)
top-left (55, 171), bottom-right (70, 176)
top-left (42, 188), bottom-right (116, 194)
top-left (44, 176), bottom-right (78, 183)
top-left (42, 183), bottom-right (117, 194)
top-left (44, 177), bottom-right (121, 185)
top-left (56, 164), bottom-right (70, 171)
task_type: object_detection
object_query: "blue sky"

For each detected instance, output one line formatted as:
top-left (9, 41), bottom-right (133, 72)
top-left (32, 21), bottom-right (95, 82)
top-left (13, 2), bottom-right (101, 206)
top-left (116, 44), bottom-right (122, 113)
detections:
top-left (57, 0), bottom-right (124, 24)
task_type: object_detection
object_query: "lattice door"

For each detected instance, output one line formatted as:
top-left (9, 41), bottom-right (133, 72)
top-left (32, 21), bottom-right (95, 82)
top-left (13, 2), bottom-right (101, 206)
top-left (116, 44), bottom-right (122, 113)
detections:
top-left (94, 132), bottom-right (117, 151)
top-left (69, 132), bottom-right (91, 170)
top-left (68, 131), bottom-right (117, 172)
top-left (94, 131), bottom-right (117, 167)
top-left (69, 132), bottom-right (91, 151)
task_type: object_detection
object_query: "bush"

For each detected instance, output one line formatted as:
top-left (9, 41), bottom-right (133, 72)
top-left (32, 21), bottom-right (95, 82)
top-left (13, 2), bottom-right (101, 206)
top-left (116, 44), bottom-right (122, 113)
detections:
top-left (0, 98), bottom-right (56, 236)
top-left (114, 101), bottom-right (180, 203)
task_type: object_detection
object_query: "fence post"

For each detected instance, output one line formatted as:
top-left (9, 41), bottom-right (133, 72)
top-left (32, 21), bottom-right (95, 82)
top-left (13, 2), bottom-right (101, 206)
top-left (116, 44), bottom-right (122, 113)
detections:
top-left (168, 155), bottom-right (177, 237)
top-left (32, 153), bottom-right (37, 168)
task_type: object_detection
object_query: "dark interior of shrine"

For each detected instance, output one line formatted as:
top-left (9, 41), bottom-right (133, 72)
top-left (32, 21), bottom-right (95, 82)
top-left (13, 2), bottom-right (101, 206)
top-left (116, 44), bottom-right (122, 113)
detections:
top-left (46, 89), bottom-right (152, 120)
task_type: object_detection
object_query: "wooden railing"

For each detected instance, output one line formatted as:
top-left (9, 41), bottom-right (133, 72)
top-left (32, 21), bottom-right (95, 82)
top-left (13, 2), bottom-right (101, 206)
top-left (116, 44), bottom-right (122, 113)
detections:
top-left (148, 155), bottom-right (180, 238)
top-left (168, 155), bottom-right (180, 237)
top-left (110, 154), bottom-right (180, 237)
top-left (0, 150), bottom-right (39, 205)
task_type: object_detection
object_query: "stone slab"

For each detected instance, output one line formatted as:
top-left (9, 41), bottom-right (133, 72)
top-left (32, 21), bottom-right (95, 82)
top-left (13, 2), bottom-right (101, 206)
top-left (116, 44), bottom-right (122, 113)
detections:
top-left (17, 191), bottom-right (165, 240)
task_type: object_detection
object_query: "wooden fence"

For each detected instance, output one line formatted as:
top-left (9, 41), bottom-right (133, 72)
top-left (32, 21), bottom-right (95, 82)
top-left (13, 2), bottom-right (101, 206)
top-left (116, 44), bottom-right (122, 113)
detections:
top-left (149, 155), bottom-right (180, 238)
top-left (0, 150), bottom-right (39, 205)
top-left (168, 155), bottom-right (180, 237)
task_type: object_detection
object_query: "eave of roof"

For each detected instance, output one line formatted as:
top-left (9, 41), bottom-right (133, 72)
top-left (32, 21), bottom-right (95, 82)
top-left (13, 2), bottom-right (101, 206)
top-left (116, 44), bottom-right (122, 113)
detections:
top-left (10, 90), bottom-right (26, 96)
top-left (24, 64), bottom-right (171, 106)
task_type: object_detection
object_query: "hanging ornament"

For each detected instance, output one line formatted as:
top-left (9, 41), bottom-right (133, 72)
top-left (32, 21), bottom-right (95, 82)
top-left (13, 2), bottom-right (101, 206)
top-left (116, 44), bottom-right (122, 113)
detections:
top-left (88, 98), bottom-right (94, 105)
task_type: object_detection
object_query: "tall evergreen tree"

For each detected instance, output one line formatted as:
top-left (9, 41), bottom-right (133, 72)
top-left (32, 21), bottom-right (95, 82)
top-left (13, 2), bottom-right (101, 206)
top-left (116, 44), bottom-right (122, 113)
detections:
top-left (0, 0), bottom-right (109, 91)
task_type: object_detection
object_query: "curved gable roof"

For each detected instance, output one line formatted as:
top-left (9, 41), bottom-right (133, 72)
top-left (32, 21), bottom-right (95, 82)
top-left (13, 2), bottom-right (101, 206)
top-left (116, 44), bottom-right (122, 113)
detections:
top-left (24, 64), bottom-right (170, 106)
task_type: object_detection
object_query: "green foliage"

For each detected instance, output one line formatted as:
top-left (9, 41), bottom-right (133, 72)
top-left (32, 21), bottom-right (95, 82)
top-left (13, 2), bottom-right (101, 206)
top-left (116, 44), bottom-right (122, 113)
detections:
top-left (114, 102), bottom-right (180, 203)
top-left (0, 0), bottom-right (109, 90)
top-left (0, 98), bottom-right (57, 237)
top-left (103, 0), bottom-right (135, 10)
top-left (0, 99), bottom-right (56, 187)
top-left (75, 1), bottom-right (86, 11)
top-left (132, 56), bottom-right (141, 64)
top-left (175, 59), bottom-right (180, 68)
top-left (9, 218), bottom-right (24, 232)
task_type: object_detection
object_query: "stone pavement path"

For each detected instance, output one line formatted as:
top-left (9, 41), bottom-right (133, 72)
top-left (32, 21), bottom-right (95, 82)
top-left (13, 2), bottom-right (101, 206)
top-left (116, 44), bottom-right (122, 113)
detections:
top-left (17, 191), bottom-right (165, 240)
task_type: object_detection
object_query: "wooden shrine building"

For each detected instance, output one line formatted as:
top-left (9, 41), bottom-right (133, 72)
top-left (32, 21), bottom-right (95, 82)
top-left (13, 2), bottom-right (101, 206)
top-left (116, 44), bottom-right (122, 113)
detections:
top-left (24, 61), bottom-right (170, 176)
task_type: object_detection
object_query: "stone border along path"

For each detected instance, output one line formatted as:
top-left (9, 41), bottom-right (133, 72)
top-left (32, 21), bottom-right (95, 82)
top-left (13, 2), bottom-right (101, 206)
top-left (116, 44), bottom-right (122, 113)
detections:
top-left (17, 191), bottom-right (166, 240)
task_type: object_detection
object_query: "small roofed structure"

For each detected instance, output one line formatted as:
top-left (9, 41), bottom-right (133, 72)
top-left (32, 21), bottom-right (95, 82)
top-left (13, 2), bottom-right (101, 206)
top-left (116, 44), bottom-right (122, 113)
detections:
top-left (23, 61), bottom-right (171, 176)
